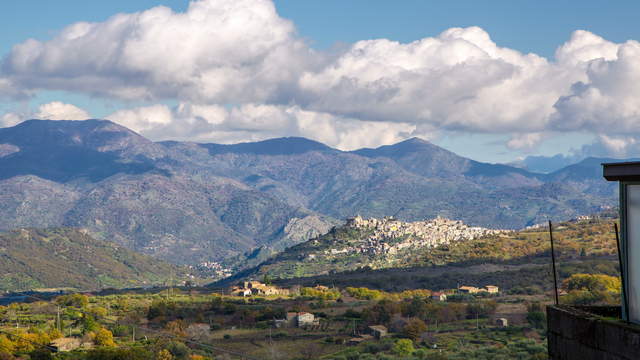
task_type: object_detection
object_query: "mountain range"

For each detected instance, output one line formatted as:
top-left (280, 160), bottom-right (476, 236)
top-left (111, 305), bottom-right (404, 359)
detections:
top-left (0, 119), bottom-right (618, 265)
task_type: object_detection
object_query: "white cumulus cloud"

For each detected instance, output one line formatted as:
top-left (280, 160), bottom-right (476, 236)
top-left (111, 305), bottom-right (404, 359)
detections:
top-left (2, 0), bottom-right (313, 103)
top-left (106, 102), bottom-right (419, 150)
top-left (35, 101), bottom-right (91, 120)
top-left (0, 101), bottom-right (92, 127)
top-left (1, 0), bottom-right (640, 157)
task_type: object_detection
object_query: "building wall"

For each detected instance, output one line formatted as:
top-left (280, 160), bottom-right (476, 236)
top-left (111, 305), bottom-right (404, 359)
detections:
top-left (547, 305), bottom-right (640, 360)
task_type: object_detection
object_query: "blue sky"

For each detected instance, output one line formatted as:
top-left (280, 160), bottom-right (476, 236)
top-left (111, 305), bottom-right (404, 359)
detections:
top-left (3, 1), bottom-right (639, 57)
top-left (2, 0), bottom-right (640, 163)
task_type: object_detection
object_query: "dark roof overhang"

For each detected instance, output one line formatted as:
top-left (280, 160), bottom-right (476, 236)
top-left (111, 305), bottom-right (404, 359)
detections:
top-left (603, 161), bottom-right (640, 182)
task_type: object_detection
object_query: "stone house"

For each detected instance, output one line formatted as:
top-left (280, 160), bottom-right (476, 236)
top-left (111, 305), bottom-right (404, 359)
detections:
top-left (50, 338), bottom-right (92, 352)
top-left (458, 286), bottom-right (480, 294)
top-left (484, 285), bottom-right (499, 294)
top-left (431, 291), bottom-right (447, 301)
top-left (495, 318), bottom-right (508, 327)
top-left (297, 312), bottom-right (316, 327)
top-left (285, 312), bottom-right (317, 327)
top-left (367, 325), bottom-right (388, 339)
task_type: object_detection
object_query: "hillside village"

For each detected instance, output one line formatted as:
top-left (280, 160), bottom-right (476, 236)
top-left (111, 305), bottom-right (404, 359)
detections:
top-left (326, 216), bottom-right (509, 257)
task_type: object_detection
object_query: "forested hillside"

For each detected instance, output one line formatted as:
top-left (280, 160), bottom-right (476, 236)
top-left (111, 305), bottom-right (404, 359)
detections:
top-left (0, 228), bottom-right (190, 291)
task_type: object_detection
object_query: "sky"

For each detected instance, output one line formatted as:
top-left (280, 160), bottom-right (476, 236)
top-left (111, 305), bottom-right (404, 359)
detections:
top-left (2, 0), bottom-right (640, 164)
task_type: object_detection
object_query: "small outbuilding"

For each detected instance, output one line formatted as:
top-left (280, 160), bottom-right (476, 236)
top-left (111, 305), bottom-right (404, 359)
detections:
top-left (367, 325), bottom-right (388, 339)
top-left (431, 291), bottom-right (447, 301)
top-left (50, 338), bottom-right (81, 352)
top-left (49, 338), bottom-right (93, 352)
top-left (495, 318), bottom-right (508, 327)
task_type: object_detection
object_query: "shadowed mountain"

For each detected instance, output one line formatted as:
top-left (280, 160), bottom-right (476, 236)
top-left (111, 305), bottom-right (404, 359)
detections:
top-left (0, 119), bottom-right (165, 182)
top-left (352, 137), bottom-right (543, 189)
top-left (200, 137), bottom-right (335, 156)
top-left (543, 157), bottom-right (636, 198)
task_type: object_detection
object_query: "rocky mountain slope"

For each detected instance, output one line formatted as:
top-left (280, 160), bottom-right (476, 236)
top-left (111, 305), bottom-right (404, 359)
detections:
top-left (0, 227), bottom-right (189, 291)
top-left (0, 119), bottom-right (617, 265)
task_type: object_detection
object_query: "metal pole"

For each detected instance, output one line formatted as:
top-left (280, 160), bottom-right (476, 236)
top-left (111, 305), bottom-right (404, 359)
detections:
top-left (614, 223), bottom-right (630, 323)
top-left (549, 221), bottom-right (559, 305)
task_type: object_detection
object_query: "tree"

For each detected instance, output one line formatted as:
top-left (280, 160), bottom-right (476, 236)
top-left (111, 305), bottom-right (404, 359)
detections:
top-left (165, 320), bottom-right (187, 337)
top-left (94, 328), bottom-right (116, 347)
top-left (56, 294), bottom-right (89, 308)
top-left (526, 302), bottom-right (546, 329)
top-left (157, 350), bottom-right (174, 360)
top-left (48, 328), bottom-right (63, 341)
top-left (562, 274), bottom-right (621, 305)
top-left (563, 274), bottom-right (621, 293)
top-left (88, 306), bottom-right (108, 318)
top-left (0, 335), bottom-right (15, 354)
top-left (262, 274), bottom-right (272, 286)
top-left (403, 318), bottom-right (427, 341)
top-left (165, 341), bottom-right (190, 359)
top-left (403, 297), bottom-right (427, 319)
top-left (82, 315), bottom-right (100, 334)
top-left (393, 339), bottom-right (414, 356)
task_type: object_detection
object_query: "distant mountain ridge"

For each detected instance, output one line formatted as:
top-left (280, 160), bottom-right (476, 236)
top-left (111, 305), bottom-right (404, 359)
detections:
top-left (0, 119), bottom-right (619, 265)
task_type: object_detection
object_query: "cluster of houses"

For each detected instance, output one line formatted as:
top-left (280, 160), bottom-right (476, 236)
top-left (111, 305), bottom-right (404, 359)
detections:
top-left (428, 285), bottom-right (499, 302)
top-left (189, 261), bottom-right (233, 279)
top-left (458, 285), bottom-right (499, 294)
top-left (335, 216), bottom-right (508, 257)
top-left (228, 281), bottom-right (291, 297)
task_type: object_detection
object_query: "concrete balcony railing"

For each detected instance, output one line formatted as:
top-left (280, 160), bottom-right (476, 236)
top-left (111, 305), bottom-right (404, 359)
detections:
top-left (547, 305), bottom-right (640, 359)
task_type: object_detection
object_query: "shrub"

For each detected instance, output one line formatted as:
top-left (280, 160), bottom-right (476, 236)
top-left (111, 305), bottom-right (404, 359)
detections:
top-left (94, 328), bottom-right (116, 347)
top-left (392, 339), bottom-right (414, 356)
top-left (403, 318), bottom-right (427, 341)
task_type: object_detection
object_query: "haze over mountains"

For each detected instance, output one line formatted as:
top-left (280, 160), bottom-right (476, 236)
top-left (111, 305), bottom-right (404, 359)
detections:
top-left (0, 119), bottom-right (617, 265)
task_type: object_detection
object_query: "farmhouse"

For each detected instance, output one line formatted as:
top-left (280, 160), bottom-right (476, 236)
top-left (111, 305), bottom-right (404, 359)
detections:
top-left (49, 338), bottom-right (93, 352)
top-left (458, 286), bottom-right (480, 294)
top-left (431, 291), bottom-right (447, 301)
top-left (228, 281), bottom-right (290, 297)
top-left (484, 285), bottom-right (499, 293)
top-left (286, 312), bottom-right (317, 327)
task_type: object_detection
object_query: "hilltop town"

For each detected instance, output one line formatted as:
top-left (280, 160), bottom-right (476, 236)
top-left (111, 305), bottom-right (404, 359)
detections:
top-left (339, 215), bottom-right (508, 256)
top-left (226, 216), bottom-right (512, 281)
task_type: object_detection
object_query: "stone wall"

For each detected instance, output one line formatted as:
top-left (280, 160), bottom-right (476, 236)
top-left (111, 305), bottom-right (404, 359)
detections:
top-left (547, 305), bottom-right (640, 360)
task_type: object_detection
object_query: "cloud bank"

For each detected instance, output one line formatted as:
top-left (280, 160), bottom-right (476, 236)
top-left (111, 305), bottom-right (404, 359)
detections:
top-left (1, 0), bottom-right (640, 156)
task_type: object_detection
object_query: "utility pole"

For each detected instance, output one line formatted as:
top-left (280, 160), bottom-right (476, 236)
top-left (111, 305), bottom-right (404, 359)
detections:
top-left (549, 220), bottom-right (560, 305)
top-left (132, 326), bottom-right (136, 342)
top-left (56, 306), bottom-right (61, 332)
